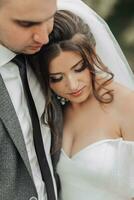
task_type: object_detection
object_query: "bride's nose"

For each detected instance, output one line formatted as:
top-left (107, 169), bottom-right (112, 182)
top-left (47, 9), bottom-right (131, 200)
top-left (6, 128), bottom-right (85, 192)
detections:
top-left (67, 75), bottom-right (79, 91)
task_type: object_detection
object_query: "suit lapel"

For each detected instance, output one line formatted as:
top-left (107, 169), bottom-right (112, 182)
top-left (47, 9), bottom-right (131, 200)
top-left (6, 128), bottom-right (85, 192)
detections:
top-left (0, 74), bottom-right (33, 178)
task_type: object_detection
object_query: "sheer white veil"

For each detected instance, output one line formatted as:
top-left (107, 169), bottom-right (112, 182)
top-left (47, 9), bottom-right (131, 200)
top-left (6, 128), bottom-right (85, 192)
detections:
top-left (57, 0), bottom-right (134, 89)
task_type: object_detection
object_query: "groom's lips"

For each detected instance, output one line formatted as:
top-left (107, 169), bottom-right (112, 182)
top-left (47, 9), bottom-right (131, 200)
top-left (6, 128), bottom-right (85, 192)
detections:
top-left (30, 45), bottom-right (42, 50)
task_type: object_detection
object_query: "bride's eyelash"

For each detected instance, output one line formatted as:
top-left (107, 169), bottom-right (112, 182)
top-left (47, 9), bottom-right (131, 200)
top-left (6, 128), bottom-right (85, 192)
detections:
top-left (75, 62), bottom-right (87, 72)
top-left (49, 61), bottom-right (87, 83)
top-left (49, 76), bottom-right (63, 83)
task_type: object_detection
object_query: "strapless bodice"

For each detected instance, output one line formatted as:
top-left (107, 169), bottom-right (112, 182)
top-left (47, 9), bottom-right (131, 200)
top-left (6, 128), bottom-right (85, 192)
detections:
top-left (57, 138), bottom-right (134, 200)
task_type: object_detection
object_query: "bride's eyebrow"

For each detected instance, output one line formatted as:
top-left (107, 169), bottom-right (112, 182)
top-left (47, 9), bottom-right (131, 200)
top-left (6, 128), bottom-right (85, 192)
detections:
top-left (71, 59), bottom-right (83, 70)
top-left (49, 59), bottom-right (83, 76)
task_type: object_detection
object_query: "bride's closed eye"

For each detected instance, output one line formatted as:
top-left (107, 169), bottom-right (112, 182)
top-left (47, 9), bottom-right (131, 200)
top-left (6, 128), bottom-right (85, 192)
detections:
top-left (74, 61), bottom-right (87, 72)
top-left (49, 61), bottom-right (87, 83)
top-left (49, 74), bottom-right (63, 83)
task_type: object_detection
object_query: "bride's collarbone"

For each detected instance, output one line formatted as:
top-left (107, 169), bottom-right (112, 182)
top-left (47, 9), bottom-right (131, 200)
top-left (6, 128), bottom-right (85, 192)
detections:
top-left (62, 132), bottom-right (120, 158)
top-left (62, 122), bottom-right (120, 158)
top-left (63, 105), bottom-right (121, 157)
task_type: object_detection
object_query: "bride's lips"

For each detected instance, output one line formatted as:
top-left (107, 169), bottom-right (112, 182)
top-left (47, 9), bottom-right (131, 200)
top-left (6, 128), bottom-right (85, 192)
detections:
top-left (69, 86), bottom-right (86, 97)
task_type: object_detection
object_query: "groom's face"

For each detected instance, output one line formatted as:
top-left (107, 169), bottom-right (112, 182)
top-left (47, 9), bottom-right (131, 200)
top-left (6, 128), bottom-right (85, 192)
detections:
top-left (0, 0), bottom-right (57, 54)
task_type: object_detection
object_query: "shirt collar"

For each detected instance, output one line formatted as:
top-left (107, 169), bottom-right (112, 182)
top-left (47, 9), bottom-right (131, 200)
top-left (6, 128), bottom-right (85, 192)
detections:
top-left (0, 44), bottom-right (16, 68)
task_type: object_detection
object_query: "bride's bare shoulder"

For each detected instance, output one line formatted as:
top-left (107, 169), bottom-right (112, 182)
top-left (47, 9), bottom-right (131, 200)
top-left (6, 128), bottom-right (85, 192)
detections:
top-left (111, 81), bottom-right (134, 112)
top-left (111, 81), bottom-right (134, 103)
top-left (112, 82), bottom-right (134, 140)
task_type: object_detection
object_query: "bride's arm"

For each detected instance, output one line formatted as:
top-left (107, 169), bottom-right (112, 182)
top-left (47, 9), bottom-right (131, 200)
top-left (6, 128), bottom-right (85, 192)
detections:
top-left (119, 89), bottom-right (134, 141)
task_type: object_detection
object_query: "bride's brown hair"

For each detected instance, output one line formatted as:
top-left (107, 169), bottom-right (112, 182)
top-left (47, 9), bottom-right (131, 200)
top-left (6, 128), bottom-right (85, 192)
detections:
top-left (29, 10), bottom-right (114, 154)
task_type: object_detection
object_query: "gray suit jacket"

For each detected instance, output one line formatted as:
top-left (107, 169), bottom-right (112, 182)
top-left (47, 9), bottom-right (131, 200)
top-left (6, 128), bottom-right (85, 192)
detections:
top-left (0, 74), bottom-right (38, 200)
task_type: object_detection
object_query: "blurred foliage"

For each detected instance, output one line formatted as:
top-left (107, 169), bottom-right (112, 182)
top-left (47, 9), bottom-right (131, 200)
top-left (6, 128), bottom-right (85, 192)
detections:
top-left (83, 0), bottom-right (134, 70)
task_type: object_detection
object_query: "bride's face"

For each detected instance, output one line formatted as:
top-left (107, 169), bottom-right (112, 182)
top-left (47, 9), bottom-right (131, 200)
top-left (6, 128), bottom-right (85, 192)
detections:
top-left (48, 50), bottom-right (92, 105)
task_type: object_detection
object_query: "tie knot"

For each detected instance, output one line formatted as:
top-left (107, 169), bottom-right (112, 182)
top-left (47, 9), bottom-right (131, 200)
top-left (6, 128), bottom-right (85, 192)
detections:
top-left (12, 54), bottom-right (26, 69)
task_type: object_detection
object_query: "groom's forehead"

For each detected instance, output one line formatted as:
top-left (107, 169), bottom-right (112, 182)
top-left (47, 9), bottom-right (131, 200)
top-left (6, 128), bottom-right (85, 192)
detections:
top-left (0, 0), bottom-right (8, 7)
top-left (0, 0), bottom-right (57, 21)
top-left (0, 0), bottom-right (57, 10)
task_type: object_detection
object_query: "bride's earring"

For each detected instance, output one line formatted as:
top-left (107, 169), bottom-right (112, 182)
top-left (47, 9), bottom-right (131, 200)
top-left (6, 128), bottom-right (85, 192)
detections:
top-left (57, 95), bottom-right (68, 105)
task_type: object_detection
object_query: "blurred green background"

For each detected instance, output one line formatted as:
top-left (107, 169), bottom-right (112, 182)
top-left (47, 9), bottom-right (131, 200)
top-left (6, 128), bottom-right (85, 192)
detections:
top-left (83, 0), bottom-right (134, 71)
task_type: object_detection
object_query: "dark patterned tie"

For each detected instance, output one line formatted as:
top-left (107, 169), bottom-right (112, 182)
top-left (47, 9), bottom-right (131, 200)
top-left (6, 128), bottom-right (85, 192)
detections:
top-left (12, 54), bottom-right (56, 200)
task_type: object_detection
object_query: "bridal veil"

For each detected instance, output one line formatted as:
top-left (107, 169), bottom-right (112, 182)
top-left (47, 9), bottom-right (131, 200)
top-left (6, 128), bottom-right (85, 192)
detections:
top-left (58, 0), bottom-right (134, 89)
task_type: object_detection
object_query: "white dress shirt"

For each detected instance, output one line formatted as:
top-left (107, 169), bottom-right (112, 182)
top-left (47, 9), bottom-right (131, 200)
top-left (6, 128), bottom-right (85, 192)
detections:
top-left (0, 44), bottom-right (57, 200)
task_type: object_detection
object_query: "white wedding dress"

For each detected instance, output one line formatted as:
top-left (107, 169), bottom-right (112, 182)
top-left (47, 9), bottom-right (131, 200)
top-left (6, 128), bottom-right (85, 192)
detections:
top-left (57, 138), bottom-right (134, 200)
